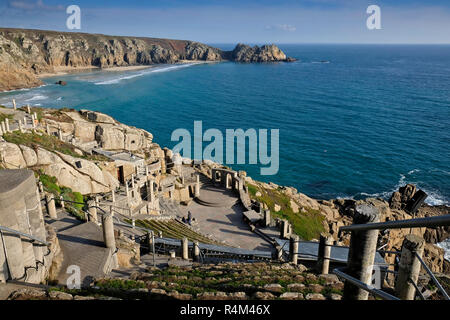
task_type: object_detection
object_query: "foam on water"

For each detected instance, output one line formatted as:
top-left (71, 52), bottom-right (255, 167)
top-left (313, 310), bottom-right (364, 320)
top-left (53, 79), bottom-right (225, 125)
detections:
top-left (94, 63), bottom-right (197, 85)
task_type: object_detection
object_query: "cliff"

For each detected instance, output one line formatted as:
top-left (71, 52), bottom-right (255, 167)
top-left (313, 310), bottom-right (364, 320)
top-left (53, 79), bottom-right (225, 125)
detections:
top-left (0, 28), bottom-right (295, 92)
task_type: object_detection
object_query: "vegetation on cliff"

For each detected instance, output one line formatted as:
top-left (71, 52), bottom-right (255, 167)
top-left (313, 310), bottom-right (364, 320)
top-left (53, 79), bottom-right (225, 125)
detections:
top-left (247, 182), bottom-right (325, 240)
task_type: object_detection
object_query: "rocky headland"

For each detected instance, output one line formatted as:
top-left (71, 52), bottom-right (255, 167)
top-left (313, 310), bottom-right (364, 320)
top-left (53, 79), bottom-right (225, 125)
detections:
top-left (0, 28), bottom-right (295, 92)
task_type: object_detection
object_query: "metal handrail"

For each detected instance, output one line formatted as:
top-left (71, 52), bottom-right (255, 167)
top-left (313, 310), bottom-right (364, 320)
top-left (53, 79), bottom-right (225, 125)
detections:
top-left (414, 252), bottom-right (450, 300)
top-left (0, 226), bottom-right (48, 246)
top-left (339, 215), bottom-right (450, 233)
top-left (333, 267), bottom-right (400, 300)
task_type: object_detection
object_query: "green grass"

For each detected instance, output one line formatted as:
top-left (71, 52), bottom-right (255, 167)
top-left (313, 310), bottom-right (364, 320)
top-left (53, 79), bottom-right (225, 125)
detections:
top-left (247, 182), bottom-right (325, 240)
top-left (0, 112), bottom-right (14, 123)
top-left (39, 171), bottom-right (86, 221)
top-left (3, 131), bottom-right (108, 162)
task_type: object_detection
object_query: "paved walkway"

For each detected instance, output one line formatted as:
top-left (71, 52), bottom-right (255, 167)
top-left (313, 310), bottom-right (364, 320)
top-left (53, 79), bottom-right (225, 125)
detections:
top-left (46, 211), bottom-right (112, 287)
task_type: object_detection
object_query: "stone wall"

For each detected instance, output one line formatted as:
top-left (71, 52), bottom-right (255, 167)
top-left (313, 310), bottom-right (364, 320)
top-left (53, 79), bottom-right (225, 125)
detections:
top-left (0, 169), bottom-right (60, 283)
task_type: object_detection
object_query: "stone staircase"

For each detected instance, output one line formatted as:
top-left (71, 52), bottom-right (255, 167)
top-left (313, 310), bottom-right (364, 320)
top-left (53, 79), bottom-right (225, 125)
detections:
top-left (46, 210), bottom-right (115, 287)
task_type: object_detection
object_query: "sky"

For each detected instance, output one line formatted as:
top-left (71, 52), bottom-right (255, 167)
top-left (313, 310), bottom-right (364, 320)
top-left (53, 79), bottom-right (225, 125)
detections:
top-left (0, 0), bottom-right (449, 44)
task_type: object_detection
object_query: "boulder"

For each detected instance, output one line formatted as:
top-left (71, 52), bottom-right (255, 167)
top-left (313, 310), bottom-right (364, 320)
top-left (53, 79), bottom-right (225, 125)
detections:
top-left (1, 142), bottom-right (26, 168)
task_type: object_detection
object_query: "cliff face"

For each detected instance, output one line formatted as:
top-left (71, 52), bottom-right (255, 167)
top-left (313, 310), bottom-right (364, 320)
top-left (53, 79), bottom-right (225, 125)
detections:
top-left (0, 28), bottom-right (294, 92)
top-left (228, 43), bottom-right (295, 63)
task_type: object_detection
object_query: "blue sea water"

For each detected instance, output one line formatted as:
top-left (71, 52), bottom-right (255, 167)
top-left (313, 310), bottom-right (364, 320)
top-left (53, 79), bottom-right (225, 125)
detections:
top-left (1, 44), bottom-right (449, 205)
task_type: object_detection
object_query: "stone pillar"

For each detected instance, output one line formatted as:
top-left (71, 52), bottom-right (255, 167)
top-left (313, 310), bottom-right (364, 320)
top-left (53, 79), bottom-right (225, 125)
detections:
top-left (146, 232), bottom-right (153, 250)
top-left (146, 180), bottom-right (153, 202)
top-left (280, 219), bottom-right (290, 239)
top-left (23, 116), bottom-right (27, 127)
top-left (5, 118), bottom-right (10, 133)
top-left (132, 219), bottom-right (135, 229)
top-left (27, 105), bottom-right (31, 114)
top-left (125, 182), bottom-right (130, 200)
top-left (131, 174), bottom-right (135, 189)
top-left (317, 233), bottom-right (333, 275)
top-left (111, 189), bottom-right (116, 203)
top-left (193, 241), bottom-right (200, 262)
top-left (12, 99), bottom-right (16, 110)
top-left (60, 195), bottom-right (65, 209)
top-left (46, 124), bottom-right (50, 135)
top-left (1, 121), bottom-right (5, 134)
top-left (343, 204), bottom-right (380, 300)
top-left (18, 120), bottom-right (24, 133)
top-left (158, 231), bottom-right (163, 238)
top-left (45, 193), bottom-right (57, 219)
top-left (263, 209), bottom-right (271, 227)
top-left (276, 246), bottom-right (283, 261)
top-left (102, 207), bottom-right (116, 250)
top-left (58, 127), bottom-right (63, 141)
top-left (0, 124), bottom-right (3, 136)
top-left (195, 174), bottom-right (200, 197)
top-left (34, 112), bottom-right (38, 123)
top-left (395, 234), bottom-right (425, 300)
top-left (88, 200), bottom-right (98, 223)
top-left (182, 237), bottom-right (189, 260)
top-left (289, 235), bottom-right (299, 265)
top-left (145, 165), bottom-right (149, 177)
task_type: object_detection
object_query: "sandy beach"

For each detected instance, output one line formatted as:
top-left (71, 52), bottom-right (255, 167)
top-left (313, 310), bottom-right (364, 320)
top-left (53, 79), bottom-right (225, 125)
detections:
top-left (37, 65), bottom-right (154, 79)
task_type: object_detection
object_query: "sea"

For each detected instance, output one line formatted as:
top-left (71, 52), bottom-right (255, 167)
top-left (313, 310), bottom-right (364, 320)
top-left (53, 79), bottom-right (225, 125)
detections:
top-left (0, 44), bottom-right (449, 209)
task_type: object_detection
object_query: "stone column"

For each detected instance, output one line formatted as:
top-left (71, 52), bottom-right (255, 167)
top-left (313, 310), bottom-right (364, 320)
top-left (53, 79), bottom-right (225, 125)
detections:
top-left (46, 124), bottom-right (50, 135)
top-left (111, 189), bottom-right (116, 203)
top-left (12, 99), bottom-right (16, 110)
top-left (27, 105), bottom-right (31, 114)
top-left (263, 209), bottom-right (271, 227)
top-left (60, 195), bottom-right (65, 209)
top-left (0, 124), bottom-right (3, 136)
top-left (132, 219), bottom-right (135, 229)
top-left (146, 232), bottom-right (153, 250)
top-left (395, 234), bottom-right (425, 300)
top-left (102, 207), bottom-right (116, 250)
top-left (5, 118), bottom-right (10, 133)
top-left (38, 181), bottom-right (44, 193)
top-left (125, 182), bottom-right (130, 201)
top-left (317, 233), bottom-right (333, 275)
top-left (276, 246), bottom-right (284, 261)
top-left (146, 180), bottom-right (153, 202)
top-left (343, 204), bottom-right (380, 300)
top-left (88, 200), bottom-right (98, 223)
top-left (18, 120), bottom-right (24, 133)
top-left (131, 174), bottom-right (135, 189)
top-left (34, 112), bottom-right (38, 123)
top-left (280, 219), bottom-right (290, 239)
top-left (193, 241), bottom-right (200, 262)
top-left (182, 237), bottom-right (189, 260)
top-left (289, 235), bottom-right (299, 265)
top-left (58, 127), bottom-right (63, 141)
top-left (45, 193), bottom-right (57, 219)
top-left (1, 121), bottom-right (5, 134)
top-left (23, 116), bottom-right (27, 127)
top-left (145, 165), bottom-right (149, 177)
top-left (195, 174), bottom-right (200, 197)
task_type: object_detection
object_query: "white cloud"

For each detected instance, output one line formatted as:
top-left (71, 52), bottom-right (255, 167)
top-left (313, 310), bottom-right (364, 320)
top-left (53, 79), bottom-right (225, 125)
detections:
top-left (265, 24), bottom-right (296, 32)
top-left (8, 0), bottom-right (63, 11)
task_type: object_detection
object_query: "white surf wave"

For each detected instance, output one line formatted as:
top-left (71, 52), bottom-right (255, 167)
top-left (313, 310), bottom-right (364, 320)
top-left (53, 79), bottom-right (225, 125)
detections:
top-left (354, 170), bottom-right (448, 207)
top-left (436, 239), bottom-right (450, 262)
top-left (94, 64), bottom-right (196, 85)
top-left (26, 94), bottom-right (48, 101)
